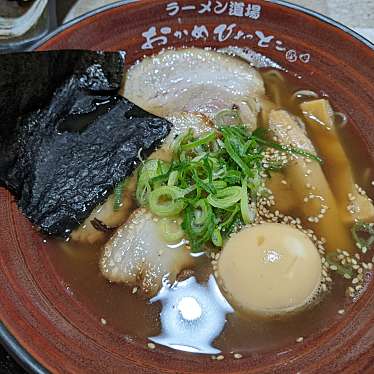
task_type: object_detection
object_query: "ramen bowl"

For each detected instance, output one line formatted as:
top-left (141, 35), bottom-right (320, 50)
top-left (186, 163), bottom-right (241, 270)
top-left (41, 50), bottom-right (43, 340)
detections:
top-left (1, 0), bottom-right (373, 373)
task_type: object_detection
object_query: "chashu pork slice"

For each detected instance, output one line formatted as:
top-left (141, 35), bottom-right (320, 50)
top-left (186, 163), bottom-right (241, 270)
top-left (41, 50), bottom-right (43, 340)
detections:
top-left (100, 208), bottom-right (193, 296)
top-left (122, 48), bottom-right (265, 120)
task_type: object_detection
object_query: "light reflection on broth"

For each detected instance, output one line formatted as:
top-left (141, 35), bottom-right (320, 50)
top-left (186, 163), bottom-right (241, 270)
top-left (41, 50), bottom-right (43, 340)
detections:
top-left (149, 275), bottom-right (233, 354)
top-left (47, 50), bottom-right (374, 357)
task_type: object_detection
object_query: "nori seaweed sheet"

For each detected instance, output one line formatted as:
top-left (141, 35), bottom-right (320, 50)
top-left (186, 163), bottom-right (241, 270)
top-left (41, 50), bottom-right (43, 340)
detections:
top-left (0, 51), bottom-right (172, 236)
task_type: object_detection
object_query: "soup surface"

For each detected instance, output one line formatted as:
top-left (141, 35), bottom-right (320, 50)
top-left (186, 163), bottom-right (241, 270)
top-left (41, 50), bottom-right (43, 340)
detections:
top-left (47, 48), bottom-right (374, 357)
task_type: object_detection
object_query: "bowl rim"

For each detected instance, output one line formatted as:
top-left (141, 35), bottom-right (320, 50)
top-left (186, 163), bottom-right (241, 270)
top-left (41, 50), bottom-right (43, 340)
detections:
top-left (30, 0), bottom-right (374, 51)
top-left (2, 0), bottom-right (373, 373)
top-left (0, 322), bottom-right (46, 374)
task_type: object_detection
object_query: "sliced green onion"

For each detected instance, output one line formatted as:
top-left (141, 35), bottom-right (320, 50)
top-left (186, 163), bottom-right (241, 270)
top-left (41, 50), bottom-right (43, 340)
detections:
top-left (158, 218), bottom-right (184, 243)
top-left (182, 200), bottom-right (215, 253)
top-left (221, 205), bottom-right (240, 229)
top-left (252, 135), bottom-right (323, 164)
top-left (240, 178), bottom-right (256, 224)
top-left (171, 128), bottom-right (194, 155)
top-left (213, 109), bottom-right (242, 127)
top-left (204, 157), bottom-right (213, 186)
top-left (149, 186), bottom-right (185, 217)
top-left (351, 221), bottom-right (374, 250)
top-left (225, 170), bottom-right (242, 185)
top-left (212, 180), bottom-right (227, 190)
top-left (136, 160), bottom-right (169, 206)
top-left (181, 131), bottom-right (216, 151)
top-left (181, 184), bottom-right (197, 197)
top-left (191, 152), bottom-right (208, 162)
top-left (326, 252), bottom-right (354, 278)
top-left (192, 199), bottom-right (210, 226)
top-left (167, 170), bottom-right (179, 186)
top-left (192, 169), bottom-right (216, 195)
top-left (212, 228), bottom-right (223, 247)
top-left (207, 186), bottom-right (242, 209)
top-left (221, 129), bottom-right (251, 175)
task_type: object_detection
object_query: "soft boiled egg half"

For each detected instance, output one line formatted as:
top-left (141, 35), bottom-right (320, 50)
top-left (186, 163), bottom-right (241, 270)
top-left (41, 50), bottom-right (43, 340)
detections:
top-left (216, 223), bottom-right (322, 315)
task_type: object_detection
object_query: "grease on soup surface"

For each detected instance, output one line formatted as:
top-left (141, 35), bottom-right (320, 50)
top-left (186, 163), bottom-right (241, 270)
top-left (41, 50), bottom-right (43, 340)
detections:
top-left (49, 47), bottom-right (374, 356)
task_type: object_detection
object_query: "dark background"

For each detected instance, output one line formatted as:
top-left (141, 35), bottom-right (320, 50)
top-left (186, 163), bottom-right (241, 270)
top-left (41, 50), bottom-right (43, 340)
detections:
top-left (0, 2), bottom-right (90, 372)
top-left (0, 348), bottom-right (26, 374)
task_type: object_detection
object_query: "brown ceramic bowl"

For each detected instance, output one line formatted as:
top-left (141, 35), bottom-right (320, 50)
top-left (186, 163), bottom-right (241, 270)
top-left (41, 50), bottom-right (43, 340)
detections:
top-left (1, 0), bottom-right (374, 372)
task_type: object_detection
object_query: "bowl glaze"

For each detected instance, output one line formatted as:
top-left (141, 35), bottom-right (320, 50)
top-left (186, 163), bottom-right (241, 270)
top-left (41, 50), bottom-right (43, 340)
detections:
top-left (1, 0), bottom-right (374, 372)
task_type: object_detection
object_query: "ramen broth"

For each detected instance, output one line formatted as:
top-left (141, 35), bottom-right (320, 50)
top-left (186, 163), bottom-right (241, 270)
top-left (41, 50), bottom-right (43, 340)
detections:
top-left (47, 63), bottom-right (374, 355)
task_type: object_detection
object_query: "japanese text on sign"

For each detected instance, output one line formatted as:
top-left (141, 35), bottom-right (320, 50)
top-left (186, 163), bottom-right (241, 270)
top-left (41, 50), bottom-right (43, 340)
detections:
top-left (141, 23), bottom-right (311, 64)
top-left (166, 1), bottom-right (262, 19)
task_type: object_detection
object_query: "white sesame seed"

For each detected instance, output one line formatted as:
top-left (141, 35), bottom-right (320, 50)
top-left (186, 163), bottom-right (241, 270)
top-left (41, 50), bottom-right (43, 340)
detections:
top-left (101, 318), bottom-right (107, 325)
top-left (234, 353), bottom-right (243, 359)
top-left (343, 273), bottom-right (351, 279)
top-left (352, 278), bottom-right (359, 284)
top-left (216, 355), bottom-right (225, 361)
top-left (132, 286), bottom-right (138, 294)
top-left (338, 309), bottom-right (345, 315)
top-left (296, 337), bottom-right (304, 343)
top-left (147, 342), bottom-right (156, 349)
top-left (330, 265), bottom-right (338, 271)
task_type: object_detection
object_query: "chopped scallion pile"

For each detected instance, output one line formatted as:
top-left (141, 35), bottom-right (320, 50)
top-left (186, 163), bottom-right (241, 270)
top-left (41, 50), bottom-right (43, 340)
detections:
top-left (135, 121), bottom-right (322, 253)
